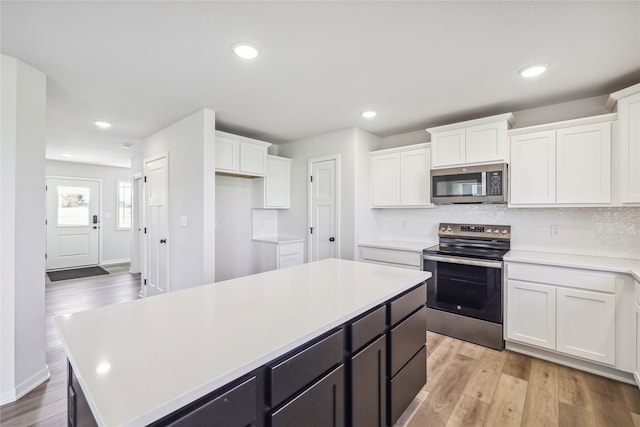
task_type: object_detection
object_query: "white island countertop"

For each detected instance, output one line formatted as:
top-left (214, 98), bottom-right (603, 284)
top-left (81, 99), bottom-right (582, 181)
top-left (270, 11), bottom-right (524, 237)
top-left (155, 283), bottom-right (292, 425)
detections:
top-left (55, 259), bottom-right (430, 426)
top-left (504, 250), bottom-right (640, 281)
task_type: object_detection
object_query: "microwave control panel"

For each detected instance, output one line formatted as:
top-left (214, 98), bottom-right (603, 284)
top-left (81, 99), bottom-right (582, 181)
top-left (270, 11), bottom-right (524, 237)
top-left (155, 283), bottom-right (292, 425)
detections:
top-left (487, 171), bottom-right (503, 196)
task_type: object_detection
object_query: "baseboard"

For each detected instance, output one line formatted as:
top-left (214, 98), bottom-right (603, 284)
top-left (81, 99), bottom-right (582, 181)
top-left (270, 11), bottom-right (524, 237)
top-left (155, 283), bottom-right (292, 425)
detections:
top-left (0, 365), bottom-right (50, 405)
top-left (100, 258), bottom-right (131, 266)
top-left (505, 341), bottom-right (636, 385)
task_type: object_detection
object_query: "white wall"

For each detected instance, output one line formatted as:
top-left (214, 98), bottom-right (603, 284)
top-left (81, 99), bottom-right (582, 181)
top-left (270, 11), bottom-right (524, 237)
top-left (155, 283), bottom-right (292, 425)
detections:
top-left (143, 109), bottom-right (216, 292)
top-left (215, 175), bottom-right (253, 281)
top-left (45, 160), bottom-right (132, 264)
top-left (1, 55), bottom-right (49, 404)
top-left (278, 128), bottom-right (360, 260)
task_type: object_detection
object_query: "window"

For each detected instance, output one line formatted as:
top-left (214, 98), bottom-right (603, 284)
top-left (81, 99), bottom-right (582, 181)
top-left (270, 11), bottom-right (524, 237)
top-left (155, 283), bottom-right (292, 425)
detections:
top-left (57, 186), bottom-right (90, 226)
top-left (117, 179), bottom-right (132, 230)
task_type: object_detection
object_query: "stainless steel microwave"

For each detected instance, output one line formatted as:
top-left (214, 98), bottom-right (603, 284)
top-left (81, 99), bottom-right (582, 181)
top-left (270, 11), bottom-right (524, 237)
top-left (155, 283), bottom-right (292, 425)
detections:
top-left (430, 163), bottom-right (508, 204)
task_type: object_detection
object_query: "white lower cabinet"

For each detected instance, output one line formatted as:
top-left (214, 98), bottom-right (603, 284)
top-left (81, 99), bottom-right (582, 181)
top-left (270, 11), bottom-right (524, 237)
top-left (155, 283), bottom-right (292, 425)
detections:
top-left (359, 245), bottom-right (423, 270)
top-left (253, 240), bottom-right (304, 274)
top-left (556, 287), bottom-right (616, 365)
top-left (506, 280), bottom-right (556, 350)
top-left (506, 262), bottom-right (617, 366)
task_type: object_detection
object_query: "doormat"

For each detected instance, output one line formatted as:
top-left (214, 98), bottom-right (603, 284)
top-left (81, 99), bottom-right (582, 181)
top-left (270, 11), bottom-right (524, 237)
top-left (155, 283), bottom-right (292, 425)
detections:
top-left (47, 266), bottom-right (109, 282)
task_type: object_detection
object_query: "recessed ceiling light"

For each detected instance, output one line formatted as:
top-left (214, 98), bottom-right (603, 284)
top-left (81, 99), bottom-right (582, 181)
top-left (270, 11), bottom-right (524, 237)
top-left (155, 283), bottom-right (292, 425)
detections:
top-left (362, 111), bottom-right (377, 119)
top-left (121, 143), bottom-right (132, 150)
top-left (94, 120), bottom-right (112, 128)
top-left (519, 63), bottom-right (549, 78)
top-left (232, 42), bottom-right (260, 59)
top-left (61, 152), bottom-right (73, 158)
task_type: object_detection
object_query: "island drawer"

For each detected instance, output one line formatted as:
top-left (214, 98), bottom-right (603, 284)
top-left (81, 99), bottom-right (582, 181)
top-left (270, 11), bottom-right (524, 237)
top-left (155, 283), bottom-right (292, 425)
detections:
top-left (350, 305), bottom-right (386, 352)
top-left (390, 345), bottom-right (426, 425)
top-left (271, 365), bottom-right (344, 427)
top-left (390, 305), bottom-right (427, 376)
top-left (166, 376), bottom-right (256, 427)
top-left (390, 283), bottom-right (426, 326)
top-left (270, 328), bottom-right (344, 407)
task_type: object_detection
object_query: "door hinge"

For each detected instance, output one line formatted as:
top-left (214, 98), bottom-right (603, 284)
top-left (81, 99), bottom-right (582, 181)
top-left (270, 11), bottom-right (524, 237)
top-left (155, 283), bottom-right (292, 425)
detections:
top-left (45, 185), bottom-right (48, 191)
top-left (45, 219), bottom-right (47, 225)
top-left (310, 175), bottom-right (313, 183)
top-left (310, 227), bottom-right (314, 234)
top-left (144, 176), bottom-right (147, 183)
top-left (144, 279), bottom-right (147, 286)
top-left (45, 253), bottom-right (47, 259)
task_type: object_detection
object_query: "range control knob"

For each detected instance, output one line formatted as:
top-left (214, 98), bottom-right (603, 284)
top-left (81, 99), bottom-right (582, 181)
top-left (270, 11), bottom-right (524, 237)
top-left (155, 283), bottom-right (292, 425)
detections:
top-left (446, 226), bottom-right (452, 232)
top-left (502, 229), bottom-right (509, 234)
top-left (486, 228), bottom-right (492, 233)
top-left (440, 227), bottom-right (446, 231)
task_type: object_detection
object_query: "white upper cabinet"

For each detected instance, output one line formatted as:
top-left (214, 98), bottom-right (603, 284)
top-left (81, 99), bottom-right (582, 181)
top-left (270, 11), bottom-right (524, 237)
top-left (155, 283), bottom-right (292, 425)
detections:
top-left (215, 130), bottom-right (271, 177)
top-left (253, 155), bottom-right (291, 209)
top-left (427, 113), bottom-right (513, 168)
top-left (510, 130), bottom-right (556, 205)
top-left (370, 143), bottom-right (431, 208)
top-left (509, 114), bottom-right (615, 207)
top-left (556, 122), bottom-right (611, 204)
top-left (608, 83), bottom-right (640, 204)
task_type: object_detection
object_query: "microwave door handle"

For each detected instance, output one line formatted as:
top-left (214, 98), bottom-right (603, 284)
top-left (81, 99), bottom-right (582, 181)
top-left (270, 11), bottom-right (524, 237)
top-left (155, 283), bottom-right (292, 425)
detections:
top-left (423, 254), bottom-right (503, 269)
top-left (481, 171), bottom-right (487, 196)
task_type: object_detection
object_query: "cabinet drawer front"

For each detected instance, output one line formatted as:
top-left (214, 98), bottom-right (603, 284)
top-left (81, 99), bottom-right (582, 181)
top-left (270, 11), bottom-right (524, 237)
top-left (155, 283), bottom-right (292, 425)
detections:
top-left (279, 242), bottom-right (303, 256)
top-left (271, 364), bottom-right (344, 427)
top-left (360, 247), bottom-right (421, 268)
top-left (390, 345), bottom-right (426, 425)
top-left (390, 283), bottom-right (426, 326)
top-left (350, 305), bottom-right (386, 352)
top-left (167, 376), bottom-right (256, 427)
top-left (390, 306), bottom-right (427, 376)
top-left (270, 329), bottom-right (344, 406)
top-left (278, 253), bottom-right (302, 269)
top-left (507, 263), bottom-right (616, 293)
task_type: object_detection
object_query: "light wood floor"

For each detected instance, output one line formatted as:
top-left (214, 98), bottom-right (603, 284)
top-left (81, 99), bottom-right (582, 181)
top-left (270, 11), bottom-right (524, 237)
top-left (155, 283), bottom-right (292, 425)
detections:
top-left (2, 268), bottom-right (639, 426)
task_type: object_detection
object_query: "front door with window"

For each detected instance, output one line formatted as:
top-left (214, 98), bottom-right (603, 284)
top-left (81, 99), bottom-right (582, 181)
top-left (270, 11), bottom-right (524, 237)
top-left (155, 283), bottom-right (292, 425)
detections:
top-left (46, 177), bottom-right (100, 270)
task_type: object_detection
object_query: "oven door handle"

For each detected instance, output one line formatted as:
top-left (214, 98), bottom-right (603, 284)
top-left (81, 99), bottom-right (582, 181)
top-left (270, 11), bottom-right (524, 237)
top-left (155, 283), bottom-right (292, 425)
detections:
top-left (422, 254), bottom-right (502, 269)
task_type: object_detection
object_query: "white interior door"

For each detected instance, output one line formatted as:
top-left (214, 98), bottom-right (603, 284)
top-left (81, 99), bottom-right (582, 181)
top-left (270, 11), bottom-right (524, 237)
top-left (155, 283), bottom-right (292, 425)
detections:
top-left (309, 157), bottom-right (339, 262)
top-left (46, 177), bottom-right (100, 270)
top-left (144, 155), bottom-right (169, 297)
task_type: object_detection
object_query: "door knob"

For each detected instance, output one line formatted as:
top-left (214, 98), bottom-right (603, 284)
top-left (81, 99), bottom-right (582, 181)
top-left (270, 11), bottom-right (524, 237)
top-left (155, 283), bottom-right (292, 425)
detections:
top-left (160, 239), bottom-right (167, 244)
top-left (329, 237), bottom-right (335, 242)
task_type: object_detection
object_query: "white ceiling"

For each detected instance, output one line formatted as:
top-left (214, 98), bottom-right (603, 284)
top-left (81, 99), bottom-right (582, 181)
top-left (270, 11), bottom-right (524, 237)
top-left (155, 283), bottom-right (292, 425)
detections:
top-left (2, 1), bottom-right (639, 168)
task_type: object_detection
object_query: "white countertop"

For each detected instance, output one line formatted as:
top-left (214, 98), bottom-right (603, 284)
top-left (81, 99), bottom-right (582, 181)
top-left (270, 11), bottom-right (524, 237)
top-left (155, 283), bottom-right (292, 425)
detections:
top-left (55, 259), bottom-right (430, 426)
top-left (252, 235), bottom-right (305, 244)
top-left (504, 250), bottom-right (640, 281)
top-left (358, 240), bottom-right (436, 252)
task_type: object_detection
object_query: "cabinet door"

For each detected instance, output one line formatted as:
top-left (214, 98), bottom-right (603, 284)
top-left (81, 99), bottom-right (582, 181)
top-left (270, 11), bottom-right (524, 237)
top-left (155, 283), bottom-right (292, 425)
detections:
top-left (634, 300), bottom-right (640, 386)
top-left (509, 131), bottom-right (556, 205)
top-left (271, 365), bottom-right (344, 427)
top-left (400, 148), bottom-right (430, 206)
top-left (215, 135), bottom-right (239, 172)
top-left (351, 335), bottom-right (386, 427)
top-left (556, 287), bottom-right (615, 365)
top-left (265, 156), bottom-right (291, 208)
top-left (556, 122), bottom-right (612, 204)
top-left (506, 280), bottom-right (556, 350)
top-left (240, 141), bottom-right (268, 176)
top-left (617, 92), bottom-right (640, 203)
top-left (465, 120), bottom-right (508, 164)
top-left (431, 128), bottom-right (465, 167)
top-left (371, 153), bottom-right (401, 206)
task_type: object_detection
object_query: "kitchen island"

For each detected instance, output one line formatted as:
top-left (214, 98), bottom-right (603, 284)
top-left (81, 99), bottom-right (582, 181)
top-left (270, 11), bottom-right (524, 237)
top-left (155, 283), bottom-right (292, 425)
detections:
top-left (56, 258), bottom-right (430, 426)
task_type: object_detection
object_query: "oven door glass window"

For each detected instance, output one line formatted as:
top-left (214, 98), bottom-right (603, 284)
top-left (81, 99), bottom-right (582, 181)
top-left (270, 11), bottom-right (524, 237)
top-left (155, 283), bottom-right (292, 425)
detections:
top-left (432, 172), bottom-right (485, 198)
top-left (425, 260), bottom-right (502, 324)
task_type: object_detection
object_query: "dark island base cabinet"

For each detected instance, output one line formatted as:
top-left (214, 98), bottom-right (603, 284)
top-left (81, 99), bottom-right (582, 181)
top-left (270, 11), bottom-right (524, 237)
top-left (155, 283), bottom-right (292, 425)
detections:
top-left (67, 282), bottom-right (426, 427)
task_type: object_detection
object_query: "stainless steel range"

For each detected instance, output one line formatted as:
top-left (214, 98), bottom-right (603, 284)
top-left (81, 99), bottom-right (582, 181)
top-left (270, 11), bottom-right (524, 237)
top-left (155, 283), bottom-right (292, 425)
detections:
top-left (423, 223), bottom-right (511, 350)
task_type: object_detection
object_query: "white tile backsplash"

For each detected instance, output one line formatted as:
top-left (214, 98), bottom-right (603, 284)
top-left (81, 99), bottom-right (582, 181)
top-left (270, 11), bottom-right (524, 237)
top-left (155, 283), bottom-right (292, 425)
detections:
top-left (372, 205), bottom-right (640, 259)
top-left (252, 209), bottom-right (278, 239)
